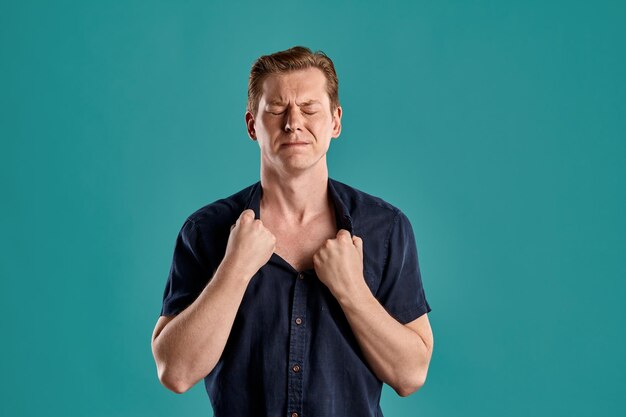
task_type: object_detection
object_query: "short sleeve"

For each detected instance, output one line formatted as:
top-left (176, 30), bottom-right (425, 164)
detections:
top-left (375, 210), bottom-right (432, 324)
top-left (160, 218), bottom-right (212, 317)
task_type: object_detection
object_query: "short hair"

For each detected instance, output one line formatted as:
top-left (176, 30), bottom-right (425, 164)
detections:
top-left (247, 46), bottom-right (340, 117)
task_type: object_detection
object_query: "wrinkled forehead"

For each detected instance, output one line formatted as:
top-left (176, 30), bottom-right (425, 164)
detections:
top-left (259, 68), bottom-right (330, 105)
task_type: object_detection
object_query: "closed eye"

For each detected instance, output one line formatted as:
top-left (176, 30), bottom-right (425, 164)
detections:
top-left (269, 111), bottom-right (316, 116)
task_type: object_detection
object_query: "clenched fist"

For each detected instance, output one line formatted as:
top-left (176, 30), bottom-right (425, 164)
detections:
top-left (221, 209), bottom-right (276, 281)
top-left (313, 229), bottom-right (366, 302)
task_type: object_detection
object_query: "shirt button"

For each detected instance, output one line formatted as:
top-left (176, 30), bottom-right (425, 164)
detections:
top-left (291, 413), bottom-right (299, 417)
top-left (297, 272), bottom-right (304, 280)
top-left (295, 317), bottom-right (302, 325)
top-left (292, 364), bottom-right (301, 373)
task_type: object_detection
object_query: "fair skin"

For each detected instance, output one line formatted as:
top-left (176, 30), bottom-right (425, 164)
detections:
top-left (151, 67), bottom-right (433, 396)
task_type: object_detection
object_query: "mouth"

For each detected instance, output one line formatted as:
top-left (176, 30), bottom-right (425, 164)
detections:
top-left (281, 142), bottom-right (309, 147)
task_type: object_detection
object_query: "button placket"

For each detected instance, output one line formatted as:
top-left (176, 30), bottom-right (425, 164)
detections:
top-left (287, 270), bottom-right (307, 417)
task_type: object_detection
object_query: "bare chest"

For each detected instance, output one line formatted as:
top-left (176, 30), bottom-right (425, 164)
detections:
top-left (263, 213), bottom-right (338, 272)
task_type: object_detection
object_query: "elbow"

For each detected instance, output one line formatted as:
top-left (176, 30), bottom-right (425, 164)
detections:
top-left (394, 378), bottom-right (424, 398)
top-left (152, 340), bottom-right (191, 394)
top-left (158, 367), bottom-right (192, 394)
top-left (153, 351), bottom-right (217, 394)
top-left (395, 333), bottom-right (434, 397)
top-left (393, 368), bottom-right (428, 397)
top-left (153, 345), bottom-right (214, 394)
top-left (156, 359), bottom-right (218, 394)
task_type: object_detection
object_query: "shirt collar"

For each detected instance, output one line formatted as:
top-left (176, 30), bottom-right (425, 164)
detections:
top-left (243, 177), bottom-right (354, 235)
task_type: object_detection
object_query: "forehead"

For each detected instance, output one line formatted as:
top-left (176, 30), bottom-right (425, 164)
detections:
top-left (260, 67), bottom-right (329, 104)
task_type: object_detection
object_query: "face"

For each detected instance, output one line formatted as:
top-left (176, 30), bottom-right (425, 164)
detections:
top-left (245, 67), bottom-right (342, 175)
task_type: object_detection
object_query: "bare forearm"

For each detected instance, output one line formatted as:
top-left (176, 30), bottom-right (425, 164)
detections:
top-left (337, 283), bottom-right (431, 396)
top-left (153, 260), bottom-right (250, 392)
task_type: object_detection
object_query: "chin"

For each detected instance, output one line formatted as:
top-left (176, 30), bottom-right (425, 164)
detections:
top-left (281, 163), bottom-right (311, 173)
top-left (282, 156), bottom-right (326, 173)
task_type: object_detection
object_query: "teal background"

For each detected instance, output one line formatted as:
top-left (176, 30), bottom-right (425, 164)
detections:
top-left (2, 1), bottom-right (624, 416)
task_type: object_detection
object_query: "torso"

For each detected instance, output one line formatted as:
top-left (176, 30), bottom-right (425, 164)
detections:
top-left (260, 200), bottom-right (338, 272)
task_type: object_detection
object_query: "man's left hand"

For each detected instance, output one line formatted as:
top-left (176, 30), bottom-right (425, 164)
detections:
top-left (313, 229), bottom-right (367, 301)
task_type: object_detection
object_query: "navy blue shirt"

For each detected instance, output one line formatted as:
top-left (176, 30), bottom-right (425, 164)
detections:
top-left (160, 177), bottom-right (431, 417)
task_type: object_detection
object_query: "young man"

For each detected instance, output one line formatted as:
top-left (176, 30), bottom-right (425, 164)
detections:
top-left (151, 46), bottom-right (433, 417)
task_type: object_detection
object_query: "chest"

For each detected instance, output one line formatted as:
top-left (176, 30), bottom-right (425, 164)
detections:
top-left (262, 212), bottom-right (338, 272)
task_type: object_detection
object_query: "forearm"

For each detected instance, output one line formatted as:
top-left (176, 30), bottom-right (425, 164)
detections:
top-left (336, 282), bottom-right (431, 396)
top-left (153, 259), bottom-right (251, 392)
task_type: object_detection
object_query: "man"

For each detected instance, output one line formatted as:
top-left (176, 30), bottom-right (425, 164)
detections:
top-left (151, 46), bottom-right (433, 417)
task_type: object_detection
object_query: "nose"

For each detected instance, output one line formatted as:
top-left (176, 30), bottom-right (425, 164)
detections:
top-left (284, 105), bottom-right (303, 133)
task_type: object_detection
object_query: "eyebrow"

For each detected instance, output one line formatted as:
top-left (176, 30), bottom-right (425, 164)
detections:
top-left (267, 99), bottom-right (321, 107)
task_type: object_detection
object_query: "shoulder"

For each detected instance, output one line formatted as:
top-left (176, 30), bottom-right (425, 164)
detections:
top-left (329, 177), bottom-right (405, 225)
top-left (184, 181), bottom-right (258, 232)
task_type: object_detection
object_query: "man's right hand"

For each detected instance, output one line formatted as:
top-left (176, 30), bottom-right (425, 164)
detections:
top-left (221, 209), bottom-right (276, 280)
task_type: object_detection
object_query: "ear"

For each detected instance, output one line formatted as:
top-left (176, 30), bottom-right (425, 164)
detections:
top-left (245, 111), bottom-right (256, 140)
top-left (331, 105), bottom-right (342, 139)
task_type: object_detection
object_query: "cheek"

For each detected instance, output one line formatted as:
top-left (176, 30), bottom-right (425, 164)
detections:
top-left (259, 120), bottom-right (284, 138)
top-left (308, 115), bottom-right (331, 131)
top-left (258, 117), bottom-right (276, 130)
top-left (312, 121), bottom-right (334, 138)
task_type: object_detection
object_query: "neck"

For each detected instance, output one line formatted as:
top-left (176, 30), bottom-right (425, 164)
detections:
top-left (259, 161), bottom-right (330, 225)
